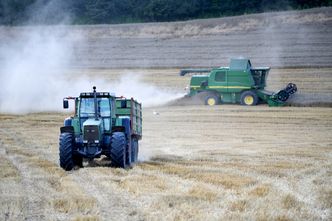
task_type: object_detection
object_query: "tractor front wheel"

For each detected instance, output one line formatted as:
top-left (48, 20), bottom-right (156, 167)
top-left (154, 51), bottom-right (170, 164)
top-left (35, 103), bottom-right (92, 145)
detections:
top-left (240, 91), bottom-right (258, 106)
top-left (110, 132), bottom-right (127, 168)
top-left (59, 132), bottom-right (75, 171)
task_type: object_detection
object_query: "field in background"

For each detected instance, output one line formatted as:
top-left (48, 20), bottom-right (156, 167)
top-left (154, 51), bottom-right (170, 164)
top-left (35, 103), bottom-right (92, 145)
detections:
top-left (1, 7), bottom-right (331, 69)
top-left (0, 68), bottom-right (331, 221)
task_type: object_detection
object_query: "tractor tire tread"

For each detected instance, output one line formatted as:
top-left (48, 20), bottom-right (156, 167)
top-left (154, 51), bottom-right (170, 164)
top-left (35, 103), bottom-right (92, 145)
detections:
top-left (110, 132), bottom-right (126, 168)
top-left (59, 132), bottom-right (74, 171)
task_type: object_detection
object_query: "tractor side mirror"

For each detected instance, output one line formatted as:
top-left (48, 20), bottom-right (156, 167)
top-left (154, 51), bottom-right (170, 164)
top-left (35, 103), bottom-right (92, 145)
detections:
top-left (63, 99), bottom-right (69, 109)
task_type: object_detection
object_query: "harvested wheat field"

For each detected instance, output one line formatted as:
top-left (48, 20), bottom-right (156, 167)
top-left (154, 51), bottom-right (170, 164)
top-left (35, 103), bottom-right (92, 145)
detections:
top-left (0, 7), bottom-right (332, 221)
top-left (0, 67), bottom-right (332, 221)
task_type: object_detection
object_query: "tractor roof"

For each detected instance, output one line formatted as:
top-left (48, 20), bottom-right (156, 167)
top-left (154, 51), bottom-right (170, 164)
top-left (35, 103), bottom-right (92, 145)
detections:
top-left (80, 92), bottom-right (111, 98)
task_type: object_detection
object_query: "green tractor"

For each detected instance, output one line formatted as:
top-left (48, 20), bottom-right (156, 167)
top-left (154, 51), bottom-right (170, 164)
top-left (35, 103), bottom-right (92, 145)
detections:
top-left (59, 86), bottom-right (142, 171)
top-left (180, 58), bottom-right (297, 106)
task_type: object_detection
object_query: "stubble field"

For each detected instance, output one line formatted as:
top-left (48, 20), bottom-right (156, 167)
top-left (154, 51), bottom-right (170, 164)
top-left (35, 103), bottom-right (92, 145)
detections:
top-left (1, 68), bottom-right (331, 221)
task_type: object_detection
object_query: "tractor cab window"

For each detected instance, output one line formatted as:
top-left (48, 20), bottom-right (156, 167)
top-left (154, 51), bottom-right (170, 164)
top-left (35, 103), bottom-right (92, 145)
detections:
top-left (251, 70), bottom-right (267, 86)
top-left (98, 98), bottom-right (111, 117)
top-left (98, 98), bottom-right (111, 131)
top-left (80, 98), bottom-right (95, 117)
top-left (215, 71), bottom-right (226, 82)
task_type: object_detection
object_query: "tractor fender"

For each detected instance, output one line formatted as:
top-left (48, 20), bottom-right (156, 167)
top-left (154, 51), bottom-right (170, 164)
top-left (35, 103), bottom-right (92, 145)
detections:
top-left (64, 117), bottom-right (72, 127)
top-left (112, 126), bottom-right (126, 133)
top-left (60, 126), bottom-right (74, 134)
top-left (114, 117), bottom-right (131, 138)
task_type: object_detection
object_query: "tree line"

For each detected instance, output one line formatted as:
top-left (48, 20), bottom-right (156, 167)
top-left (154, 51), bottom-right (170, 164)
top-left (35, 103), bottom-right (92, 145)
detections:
top-left (1, 0), bottom-right (331, 25)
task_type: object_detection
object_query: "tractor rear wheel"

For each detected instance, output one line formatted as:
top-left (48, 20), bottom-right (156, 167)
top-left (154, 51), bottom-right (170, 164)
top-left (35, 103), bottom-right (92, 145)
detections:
top-left (110, 132), bottom-right (127, 168)
top-left (59, 132), bottom-right (75, 171)
top-left (205, 94), bottom-right (220, 106)
top-left (240, 91), bottom-right (258, 106)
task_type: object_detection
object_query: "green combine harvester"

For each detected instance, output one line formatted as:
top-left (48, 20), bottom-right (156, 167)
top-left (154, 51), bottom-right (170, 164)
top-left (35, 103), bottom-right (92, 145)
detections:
top-left (59, 87), bottom-right (142, 170)
top-left (180, 58), bottom-right (297, 106)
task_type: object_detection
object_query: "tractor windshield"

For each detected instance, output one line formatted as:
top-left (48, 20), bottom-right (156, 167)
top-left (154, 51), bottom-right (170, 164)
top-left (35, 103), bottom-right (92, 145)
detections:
top-left (79, 97), bottom-right (112, 131)
top-left (80, 98), bottom-right (111, 117)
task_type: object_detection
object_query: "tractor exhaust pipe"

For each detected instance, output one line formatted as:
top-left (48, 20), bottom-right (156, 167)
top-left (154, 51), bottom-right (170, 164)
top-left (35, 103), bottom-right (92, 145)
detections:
top-left (93, 86), bottom-right (98, 120)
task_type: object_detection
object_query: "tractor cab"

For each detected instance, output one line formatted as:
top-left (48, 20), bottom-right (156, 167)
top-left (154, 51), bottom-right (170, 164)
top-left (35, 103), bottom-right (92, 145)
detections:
top-left (78, 91), bottom-right (115, 132)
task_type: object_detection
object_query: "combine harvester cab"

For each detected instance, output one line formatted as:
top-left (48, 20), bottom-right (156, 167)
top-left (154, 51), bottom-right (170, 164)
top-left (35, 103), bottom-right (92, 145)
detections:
top-left (59, 87), bottom-right (142, 171)
top-left (180, 58), bottom-right (297, 106)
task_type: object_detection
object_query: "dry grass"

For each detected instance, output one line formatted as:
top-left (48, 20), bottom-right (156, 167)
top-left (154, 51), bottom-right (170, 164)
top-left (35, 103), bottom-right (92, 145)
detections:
top-left (118, 174), bottom-right (167, 195)
top-left (140, 162), bottom-right (255, 189)
top-left (249, 185), bottom-right (270, 197)
top-left (1, 102), bottom-right (330, 220)
top-left (318, 189), bottom-right (332, 209)
top-left (72, 216), bottom-right (100, 221)
top-left (282, 194), bottom-right (299, 210)
top-left (230, 200), bottom-right (248, 212)
top-left (187, 185), bottom-right (217, 202)
top-left (0, 64), bottom-right (331, 220)
top-left (0, 158), bottom-right (19, 180)
top-left (53, 197), bottom-right (96, 213)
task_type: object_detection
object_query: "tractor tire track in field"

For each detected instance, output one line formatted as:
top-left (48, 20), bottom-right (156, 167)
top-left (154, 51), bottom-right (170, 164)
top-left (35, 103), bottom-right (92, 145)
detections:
top-left (0, 128), bottom-right (48, 220)
top-left (70, 168), bottom-right (144, 221)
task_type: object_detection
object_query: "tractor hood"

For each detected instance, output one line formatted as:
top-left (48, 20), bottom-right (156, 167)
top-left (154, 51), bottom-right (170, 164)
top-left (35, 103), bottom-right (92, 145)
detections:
top-left (83, 118), bottom-right (102, 127)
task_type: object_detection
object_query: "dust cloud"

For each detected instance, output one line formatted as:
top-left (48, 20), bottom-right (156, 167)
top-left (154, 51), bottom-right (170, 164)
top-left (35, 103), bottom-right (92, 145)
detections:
top-left (109, 74), bottom-right (185, 107)
top-left (0, 29), bottom-right (183, 114)
top-left (0, 27), bottom-right (72, 113)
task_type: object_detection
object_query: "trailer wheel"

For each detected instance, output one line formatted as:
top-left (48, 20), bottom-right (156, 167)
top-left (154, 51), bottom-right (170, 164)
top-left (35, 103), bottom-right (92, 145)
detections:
top-left (59, 132), bottom-right (74, 171)
top-left (126, 141), bottom-right (132, 168)
top-left (240, 91), bottom-right (258, 106)
top-left (135, 140), bottom-right (139, 162)
top-left (110, 132), bottom-right (127, 168)
top-left (131, 138), bottom-right (139, 163)
top-left (205, 94), bottom-right (220, 106)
